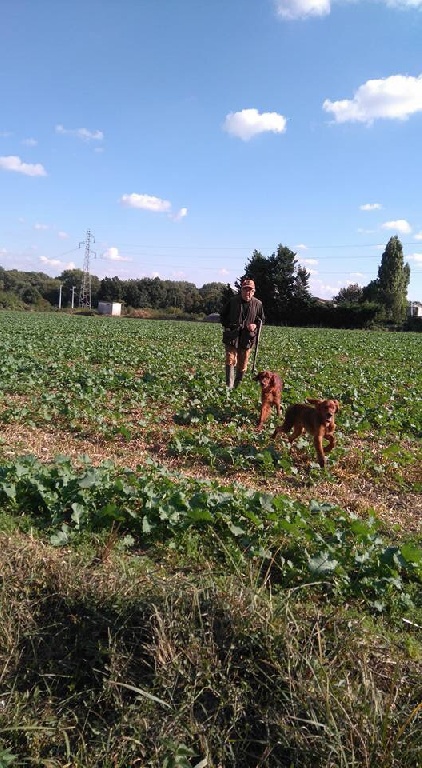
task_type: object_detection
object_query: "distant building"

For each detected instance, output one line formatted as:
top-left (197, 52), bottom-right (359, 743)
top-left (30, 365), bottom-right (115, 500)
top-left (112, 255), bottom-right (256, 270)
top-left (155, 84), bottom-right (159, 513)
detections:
top-left (407, 301), bottom-right (422, 318)
top-left (98, 301), bottom-right (122, 316)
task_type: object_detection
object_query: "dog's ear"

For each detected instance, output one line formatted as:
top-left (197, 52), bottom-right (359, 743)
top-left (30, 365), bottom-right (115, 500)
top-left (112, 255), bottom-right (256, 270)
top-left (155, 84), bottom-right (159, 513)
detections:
top-left (334, 400), bottom-right (340, 412)
top-left (306, 397), bottom-right (320, 405)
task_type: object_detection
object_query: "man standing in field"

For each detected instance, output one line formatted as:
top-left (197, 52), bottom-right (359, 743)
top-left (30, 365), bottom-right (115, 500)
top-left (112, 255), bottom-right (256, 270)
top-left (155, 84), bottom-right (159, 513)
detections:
top-left (220, 277), bottom-right (265, 389)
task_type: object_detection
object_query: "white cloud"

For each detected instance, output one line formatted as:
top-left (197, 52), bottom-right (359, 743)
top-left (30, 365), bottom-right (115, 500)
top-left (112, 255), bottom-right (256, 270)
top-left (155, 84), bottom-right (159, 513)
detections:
top-left (223, 108), bottom-right (287, 141)
top-left (323, 74), bottom-right (422, 124)
top-left (22, 138), bottom-right (38, 146)
top-left (274, 0), bottom-right (422, 21)
top-left (170, 207), bottom-right (188, 221)
top-left (295, 243), bottom-right (308, 250)
top-left (360, 203), bottom-right (382, 211)
top-left (0, 155), bottom-right (47, 176)
top-left (381, 219), bottom-right (412, 234)
top-left (120, 193), bottom-right (186, 222)
top-left (58, 231), bottom-right (69, 239)
top-left (40, 256), bottom-right (75, 270)
top-left (120, 193), bottom-right (172, 213)
top-left (55, 124), bottom-right (103, 141)
top-left (385, 0), bottom-right (422, 7)
top-left (34, 223), bottom-right (49, 230)
top-left (274, 0), bottom-right (330, 20)
top-left (101, 247), bottom-right (131, 262)
top-left (414, 231), bottom-right (422, 240)
top-left (302, 258), bottom-right (318, 265)
top-left (408, 252), bottom-right (422, 262)
top-left (40, 256), bottom-right (62, 267)
top-left (310, 277), bottom-right (343, 300)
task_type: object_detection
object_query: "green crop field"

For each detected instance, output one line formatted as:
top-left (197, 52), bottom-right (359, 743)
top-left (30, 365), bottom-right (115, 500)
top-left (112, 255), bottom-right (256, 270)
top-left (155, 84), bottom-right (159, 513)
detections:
top-left (0, 311), bottom-right (421, 768)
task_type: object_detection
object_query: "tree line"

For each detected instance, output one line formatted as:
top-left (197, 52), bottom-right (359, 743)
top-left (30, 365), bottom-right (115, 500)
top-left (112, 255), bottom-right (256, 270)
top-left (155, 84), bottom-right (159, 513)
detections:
top-left (0, 235), bottom-right (418, 329)
top-left (0, 269), bottom-right (227, 317)
top-left (242, 235), bottom-right (413, 329)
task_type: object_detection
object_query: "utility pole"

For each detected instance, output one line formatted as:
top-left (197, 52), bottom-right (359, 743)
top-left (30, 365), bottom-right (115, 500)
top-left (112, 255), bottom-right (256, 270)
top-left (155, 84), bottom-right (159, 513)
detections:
top-left (58, 283), bottom-right (62, 309)
top-left (71, 285), bottom-right (76, 310)
top-left (78, 229), bottom-right (95, 309)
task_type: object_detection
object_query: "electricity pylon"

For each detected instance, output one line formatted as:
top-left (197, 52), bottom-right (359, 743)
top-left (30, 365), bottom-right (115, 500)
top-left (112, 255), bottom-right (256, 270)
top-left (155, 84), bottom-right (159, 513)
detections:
top-left (79, 229), bottom-right (95, 309)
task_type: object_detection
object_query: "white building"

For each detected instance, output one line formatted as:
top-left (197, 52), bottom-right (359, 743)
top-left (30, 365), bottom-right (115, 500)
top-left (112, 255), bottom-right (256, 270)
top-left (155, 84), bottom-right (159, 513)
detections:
top-left (98, 302), bottom-right (122, 316)
top-left (407, 301), bottom-right (422, 318)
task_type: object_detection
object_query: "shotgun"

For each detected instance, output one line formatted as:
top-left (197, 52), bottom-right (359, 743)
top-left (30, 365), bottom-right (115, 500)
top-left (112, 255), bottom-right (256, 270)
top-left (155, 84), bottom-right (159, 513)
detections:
top-left (251, 320), bottom-right (263, 374)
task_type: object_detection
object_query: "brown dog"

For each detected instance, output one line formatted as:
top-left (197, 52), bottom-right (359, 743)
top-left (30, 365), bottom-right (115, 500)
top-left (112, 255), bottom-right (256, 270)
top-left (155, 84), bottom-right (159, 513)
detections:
top-left (254, 370), bottom-right (283, 430)
top-left (272, 398), bottom-right (340, 467)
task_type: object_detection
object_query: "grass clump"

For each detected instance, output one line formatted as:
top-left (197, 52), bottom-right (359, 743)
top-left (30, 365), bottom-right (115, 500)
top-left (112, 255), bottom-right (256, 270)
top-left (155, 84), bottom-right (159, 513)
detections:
top-left (0, 531), bottom-right (420, 767)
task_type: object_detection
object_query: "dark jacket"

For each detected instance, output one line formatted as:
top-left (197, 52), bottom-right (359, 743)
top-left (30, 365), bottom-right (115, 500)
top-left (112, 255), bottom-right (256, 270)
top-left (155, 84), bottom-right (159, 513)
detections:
top-left (221, 295), bottom-right (264, 349)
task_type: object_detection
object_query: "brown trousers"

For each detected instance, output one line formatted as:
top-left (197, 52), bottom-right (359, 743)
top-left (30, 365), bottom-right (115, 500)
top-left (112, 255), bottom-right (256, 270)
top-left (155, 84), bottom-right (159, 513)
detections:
top-left (225, 345), bottom-right (252, 373)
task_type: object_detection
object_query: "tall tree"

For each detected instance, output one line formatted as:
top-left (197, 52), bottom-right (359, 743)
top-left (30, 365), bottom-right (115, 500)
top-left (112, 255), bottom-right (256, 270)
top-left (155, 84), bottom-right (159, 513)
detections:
top-left (363, 236), bottom-right (410, 323)
top-left (377, 236), bottom-right (410, 323)
top-left (292, 265), bottom-right (312, 305)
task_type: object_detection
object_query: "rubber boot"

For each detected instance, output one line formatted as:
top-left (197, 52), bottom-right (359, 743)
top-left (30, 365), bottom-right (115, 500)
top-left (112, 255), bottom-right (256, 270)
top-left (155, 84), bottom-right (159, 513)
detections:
top-left (225, 364), bottom-right (235, 389)
top-left (234, 370), bottom-right (245, 389)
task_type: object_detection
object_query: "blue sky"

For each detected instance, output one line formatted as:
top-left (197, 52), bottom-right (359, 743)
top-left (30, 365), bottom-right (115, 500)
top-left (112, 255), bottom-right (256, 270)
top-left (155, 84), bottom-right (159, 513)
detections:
top-left (1, 0), bottom-right (422, 300)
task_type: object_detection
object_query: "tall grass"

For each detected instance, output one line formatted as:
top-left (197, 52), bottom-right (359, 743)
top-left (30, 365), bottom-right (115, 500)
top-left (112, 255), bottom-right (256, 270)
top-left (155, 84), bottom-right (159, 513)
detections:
top-left (0, 532), bottom-right (420, 767)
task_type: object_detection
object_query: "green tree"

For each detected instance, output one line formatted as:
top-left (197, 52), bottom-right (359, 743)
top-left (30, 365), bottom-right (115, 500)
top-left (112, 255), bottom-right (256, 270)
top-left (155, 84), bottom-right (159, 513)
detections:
top-left (122, 280), bottom-right (141, 308)
top-left (138, 277), bottom-right (167, 308)
top-left (199, 282), bottom-right (227, 314)
top-left (58, 269), bottom-right (100, 308)
top-left (58, 269), bottom-right (84, 307)
top-left (334, 283), bottom-right (363, 304)
top-left (221, 283), bottom-right (235, 310)
top-left (377, 235), bottom-right (410, 323)
top-left (292, 264), bottom-right (312, 306)
top-left (20, 285), bottom-right (43, 304)
top-left (98, 276), bottom-right (123, 302)
top-left (362, 236), bottom-right (410, 323)
top-left (244, 244), bottom-right (311, 323)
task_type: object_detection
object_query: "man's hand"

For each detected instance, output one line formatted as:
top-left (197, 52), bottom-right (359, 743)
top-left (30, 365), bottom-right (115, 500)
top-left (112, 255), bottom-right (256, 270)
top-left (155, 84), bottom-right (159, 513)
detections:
top-left (247, 323), bottom-right (257, 332)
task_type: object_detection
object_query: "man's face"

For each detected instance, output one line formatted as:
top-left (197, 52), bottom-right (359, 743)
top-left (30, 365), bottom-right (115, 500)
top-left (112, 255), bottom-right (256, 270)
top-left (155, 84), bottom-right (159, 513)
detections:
top-left (241, 284), bottom-right (255, 302)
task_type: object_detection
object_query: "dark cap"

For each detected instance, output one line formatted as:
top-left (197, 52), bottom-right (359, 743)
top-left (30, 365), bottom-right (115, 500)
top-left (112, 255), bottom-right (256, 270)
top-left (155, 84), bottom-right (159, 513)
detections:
top-left (241, 278), bottom-right (255, 290)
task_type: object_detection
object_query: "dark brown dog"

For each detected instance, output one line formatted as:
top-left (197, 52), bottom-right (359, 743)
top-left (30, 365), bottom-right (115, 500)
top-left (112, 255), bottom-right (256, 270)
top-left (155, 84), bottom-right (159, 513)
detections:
top-left (254, 370), bottom-right (283, 430)
top-left (272, 398), bottom-right (340, 467)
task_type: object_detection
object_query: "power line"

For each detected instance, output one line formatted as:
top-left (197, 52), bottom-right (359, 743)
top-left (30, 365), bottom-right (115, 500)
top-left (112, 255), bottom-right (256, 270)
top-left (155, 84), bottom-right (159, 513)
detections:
top-left (56, 246), bottom-right (80, 259)
top-left (113, 240), bottom-right (422, 251)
